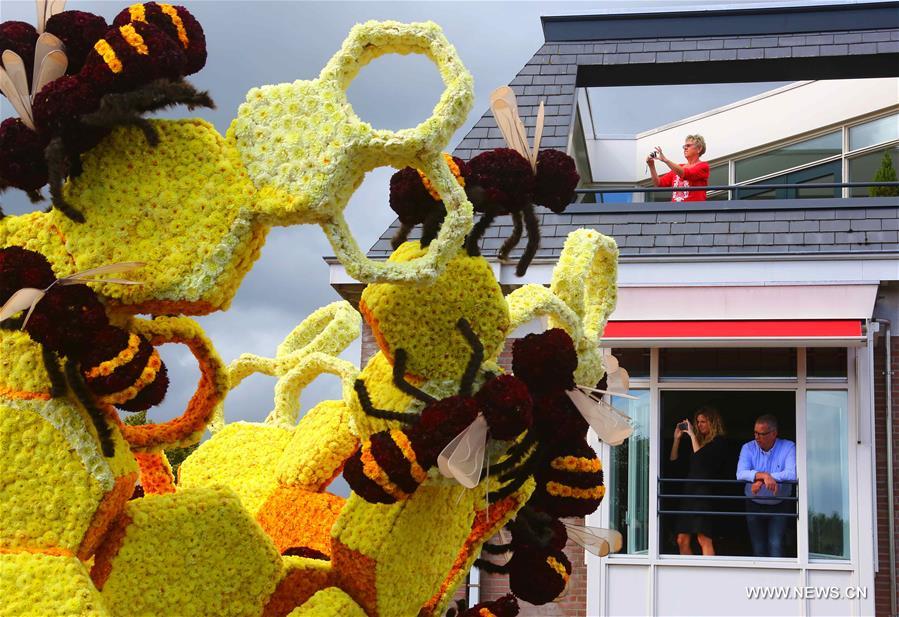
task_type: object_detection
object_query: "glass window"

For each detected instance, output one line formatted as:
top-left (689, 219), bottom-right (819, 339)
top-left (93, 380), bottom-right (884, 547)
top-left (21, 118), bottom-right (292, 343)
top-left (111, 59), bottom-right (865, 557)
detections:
top-left (610, 348), bottom-right (650, 379)
top-left (849, 146), bottom-right (899, 197)
top-left (659, 390), bottom-right (796, 557)
top-left (735, 132), bottom-right (841, 183)
top-left (659, 348), bottom-right (797, 380)
top-left (849, 113), bottom-right (899, 151)
top-left (707, 164), bottom-right (729, 201)
top-left (806, 390), bottom-right (850, 559)
top-left (608, 390), bottom-right (650, 555)
top-left (807, 348), bottom-right (848, 379)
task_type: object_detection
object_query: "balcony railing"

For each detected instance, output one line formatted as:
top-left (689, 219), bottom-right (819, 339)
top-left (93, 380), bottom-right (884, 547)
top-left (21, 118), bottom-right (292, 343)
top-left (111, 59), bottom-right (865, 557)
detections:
top-left (575, 181), bottom-right (899, 205)
top-left (659, 477), bottom-right (799, 519)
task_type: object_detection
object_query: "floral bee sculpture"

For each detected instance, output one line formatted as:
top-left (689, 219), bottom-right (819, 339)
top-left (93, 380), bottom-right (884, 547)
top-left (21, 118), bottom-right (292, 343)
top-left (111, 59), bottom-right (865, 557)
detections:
top-left (0, 3), bottom-right (622, 616)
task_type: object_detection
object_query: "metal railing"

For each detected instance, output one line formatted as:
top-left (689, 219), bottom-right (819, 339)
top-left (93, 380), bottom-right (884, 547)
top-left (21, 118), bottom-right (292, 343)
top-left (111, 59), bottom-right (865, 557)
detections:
top-left (576, 181), bottom-right (899, 203)
top-left (658, 477), bottom-right (799, 519)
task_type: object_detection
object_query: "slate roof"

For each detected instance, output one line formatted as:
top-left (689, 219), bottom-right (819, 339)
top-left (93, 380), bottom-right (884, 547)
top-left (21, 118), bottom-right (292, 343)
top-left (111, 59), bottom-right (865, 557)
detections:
top-left (368, 199), bottom-right (899, 260)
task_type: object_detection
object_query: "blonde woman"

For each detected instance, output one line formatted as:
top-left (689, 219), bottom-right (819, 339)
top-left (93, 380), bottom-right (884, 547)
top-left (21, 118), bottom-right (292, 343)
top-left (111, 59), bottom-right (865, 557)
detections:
top-left (669, 406), bottom-right (728, 555)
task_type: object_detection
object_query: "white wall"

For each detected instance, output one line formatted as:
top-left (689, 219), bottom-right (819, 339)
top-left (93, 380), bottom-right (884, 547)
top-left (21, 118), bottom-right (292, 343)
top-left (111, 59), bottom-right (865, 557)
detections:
top-left (585, 78), bottom-right (899, 183)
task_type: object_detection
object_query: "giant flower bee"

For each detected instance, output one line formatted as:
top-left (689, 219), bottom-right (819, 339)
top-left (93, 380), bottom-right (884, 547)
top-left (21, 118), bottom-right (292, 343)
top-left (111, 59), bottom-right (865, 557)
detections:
top-left (0, 1), bottom-right (211, 221)
top-left (0, 245), bottom-right (168, 455)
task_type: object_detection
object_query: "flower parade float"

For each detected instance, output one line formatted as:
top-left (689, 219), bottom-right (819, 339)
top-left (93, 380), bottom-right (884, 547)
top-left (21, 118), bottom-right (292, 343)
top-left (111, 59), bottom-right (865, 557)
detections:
top-left (0, 3), bottom-right (626, 616)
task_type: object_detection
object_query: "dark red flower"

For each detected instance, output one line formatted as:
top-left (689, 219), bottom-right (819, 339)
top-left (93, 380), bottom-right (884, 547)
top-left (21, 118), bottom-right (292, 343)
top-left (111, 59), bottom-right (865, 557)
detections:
top-left (459, 594), bottom-right (519, 617)
top-left (467, 148), bottom-right (535, 214)
top-left (511, 328), bottom-right (578, 395)
top-left (32, 75), bottom-right (101, 135)
top-left (476, 374), bottom-right (532, 441)
top-left (117, 361), bottom-right (168, 411)
top-left (389, 166), bottom-right (436, 226)
top-left (26, 284), bottom-right (109, 357)
top-left (507, 546), bottom-right (571, 605)
top-left (532, 392), bottom-right (588, 446)
top-left (411, 395), bottom-right (480, 466)
top-left (45, 11), bottom-right (109, 74)
top-left (113, 3), bottom-right (207, 75)
top-left (0, 246), bottom-right (55, 304)
top-left (0, 21), bottom-right (38, 85)
top-left (84, 336), bottom-right (153, 395)
top-left (531, 439), bottom-right (604, 518)
top-left (0, 118), bottom-right (49, 192)
top-left (343, 445), bottom-right (398, 504)
top-left (534, 149), bottom-right (579, 214)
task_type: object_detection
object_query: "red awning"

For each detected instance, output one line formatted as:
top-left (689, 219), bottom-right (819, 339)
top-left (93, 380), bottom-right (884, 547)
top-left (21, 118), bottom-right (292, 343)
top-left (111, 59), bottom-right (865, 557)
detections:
top-left (601, 320), bottom-right (865, 347)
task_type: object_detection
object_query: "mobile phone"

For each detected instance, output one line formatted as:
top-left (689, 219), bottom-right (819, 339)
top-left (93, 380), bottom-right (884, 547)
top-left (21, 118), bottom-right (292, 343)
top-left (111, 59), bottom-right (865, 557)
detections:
top-left (677, 422), bottom-right (688, 431)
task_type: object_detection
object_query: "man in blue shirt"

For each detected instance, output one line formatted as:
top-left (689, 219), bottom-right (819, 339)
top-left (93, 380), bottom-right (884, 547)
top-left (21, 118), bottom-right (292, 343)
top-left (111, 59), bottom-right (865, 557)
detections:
top-left (736, 414), bottom-right (797, 557)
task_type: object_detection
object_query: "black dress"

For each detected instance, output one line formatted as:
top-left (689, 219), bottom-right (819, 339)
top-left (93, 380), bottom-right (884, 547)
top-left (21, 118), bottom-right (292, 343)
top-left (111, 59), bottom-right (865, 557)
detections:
top-left (674, 435), bottom-right (729, 535)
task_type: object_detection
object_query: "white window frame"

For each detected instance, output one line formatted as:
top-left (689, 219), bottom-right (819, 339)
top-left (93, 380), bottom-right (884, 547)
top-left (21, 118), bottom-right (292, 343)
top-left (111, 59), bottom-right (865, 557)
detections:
top-left (596, 346), bottom-right (859, 570)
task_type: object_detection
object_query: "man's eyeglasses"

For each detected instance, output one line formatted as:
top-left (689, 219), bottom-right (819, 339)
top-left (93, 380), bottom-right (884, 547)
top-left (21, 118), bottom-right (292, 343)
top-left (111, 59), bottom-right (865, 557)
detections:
top-left (682, 144), bottom-right (694, 150)
top-left (754, 430), bottom-right (774, 437)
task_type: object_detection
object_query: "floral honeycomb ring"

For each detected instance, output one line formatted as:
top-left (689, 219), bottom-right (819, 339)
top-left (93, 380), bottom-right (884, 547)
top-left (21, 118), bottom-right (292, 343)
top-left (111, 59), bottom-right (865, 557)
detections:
top-left (232, 20), bottom-right (475, 284)
top-left (111, 315), bottom-right (228, 451)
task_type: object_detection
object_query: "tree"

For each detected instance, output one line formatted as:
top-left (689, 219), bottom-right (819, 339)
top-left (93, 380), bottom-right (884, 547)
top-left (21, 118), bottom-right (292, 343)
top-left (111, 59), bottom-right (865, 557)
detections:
top-left (870, 150), bottom-right (899, 197)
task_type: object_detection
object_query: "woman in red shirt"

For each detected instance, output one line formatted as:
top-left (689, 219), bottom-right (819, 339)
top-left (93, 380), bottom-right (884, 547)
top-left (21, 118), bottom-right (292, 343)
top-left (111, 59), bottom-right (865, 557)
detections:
top-left (647, 134), bottom-right (710, 202)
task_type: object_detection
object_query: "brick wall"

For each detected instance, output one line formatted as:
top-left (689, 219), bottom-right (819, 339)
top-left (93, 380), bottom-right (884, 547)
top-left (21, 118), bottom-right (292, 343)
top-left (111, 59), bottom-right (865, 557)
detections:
top-left (873, 334), bottom-right (899, 616)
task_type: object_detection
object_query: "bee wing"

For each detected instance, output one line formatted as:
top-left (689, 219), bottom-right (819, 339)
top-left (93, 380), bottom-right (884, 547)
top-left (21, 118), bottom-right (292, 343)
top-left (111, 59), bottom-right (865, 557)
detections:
top-left (0, 52), bottom-right (35, 129)
top-left (36, 0), bottom-right (66, 33)
top-left (608, 366), bottom-right (630, 394)
top-left (0, 287), bottom-right (45, 327)
top-left (529, 100), bottom-right (545, 172)
top-left (437, 414), bottom-right (489, 489)
top-left (566, 388), bottom-right (634, 445)
top-left (58, 261), bottom-right (146, 284)
top-left (490, 86), bottom-right (531, 162)
top-left (575, 384), bottom-right (638, 400)
top-left (562, 522), bottom-right (623, 557)
top-left (32, 35), bottom-right (66, 99)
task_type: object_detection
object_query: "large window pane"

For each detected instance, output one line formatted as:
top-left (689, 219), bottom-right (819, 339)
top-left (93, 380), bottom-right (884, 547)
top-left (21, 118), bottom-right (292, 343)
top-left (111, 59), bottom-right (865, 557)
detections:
top-left (735, 132), bottom-right (841, 183)
top-left (660, 348), bottom-right (797, 379)
top-left (807, 348), bottom-right (848, 379)
top-left (806, 390), bottom-right (850, 559)
top-left (849, 146), bottom-right (899, 197)
top-left (849, 113), bottom-right (899, 151)
top-left (610, 348), bottom-right (650, 379)
top-left (707, 164), bottom-right (729, 201)
top-left (609, 390), bottom-right (650, 555)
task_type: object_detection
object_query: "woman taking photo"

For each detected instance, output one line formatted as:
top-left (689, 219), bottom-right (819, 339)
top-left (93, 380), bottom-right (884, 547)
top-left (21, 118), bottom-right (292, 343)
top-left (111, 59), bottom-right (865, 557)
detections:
top-left (669, 406), bottom-right (728, 556)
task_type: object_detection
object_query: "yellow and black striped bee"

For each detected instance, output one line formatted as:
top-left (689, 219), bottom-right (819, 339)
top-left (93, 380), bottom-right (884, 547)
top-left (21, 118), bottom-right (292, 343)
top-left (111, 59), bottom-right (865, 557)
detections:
top-left (1, 3), bottom-right (212, 221)
top-left (345, 318), bottom-right (534, 504)
top-left (0, 246), bottom-right (168, 456)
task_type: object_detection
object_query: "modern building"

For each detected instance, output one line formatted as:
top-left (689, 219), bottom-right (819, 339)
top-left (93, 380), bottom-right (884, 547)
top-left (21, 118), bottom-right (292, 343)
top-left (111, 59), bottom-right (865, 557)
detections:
top-left (331, 2), bottom-right (899, 615)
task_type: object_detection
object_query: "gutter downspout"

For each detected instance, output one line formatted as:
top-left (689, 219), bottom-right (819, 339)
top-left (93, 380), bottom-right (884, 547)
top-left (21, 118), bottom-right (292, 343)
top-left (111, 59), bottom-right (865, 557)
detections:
top-left (875, 318), bottom-right (896, 617)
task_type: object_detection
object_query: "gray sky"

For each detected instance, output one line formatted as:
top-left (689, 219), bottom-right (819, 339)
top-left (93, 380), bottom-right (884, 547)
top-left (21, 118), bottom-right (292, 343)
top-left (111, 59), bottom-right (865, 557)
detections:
top-left (0, 0), bottom-right (854, 431)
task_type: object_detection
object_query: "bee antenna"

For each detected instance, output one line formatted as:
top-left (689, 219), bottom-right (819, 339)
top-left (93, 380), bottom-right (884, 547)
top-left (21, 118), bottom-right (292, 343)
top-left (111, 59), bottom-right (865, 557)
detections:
top-left (391, 348), bottom-right (436, 405)
top-left (515, 205), bottom-right (541, 277)
top-left (455, 318), bottom-right (483, 397)
top-left (353, 379), bottom-right (417, 425)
